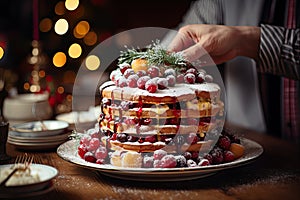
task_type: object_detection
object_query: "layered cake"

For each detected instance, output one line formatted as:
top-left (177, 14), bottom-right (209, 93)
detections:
top-left (77, 42), bottom-right (245, 168)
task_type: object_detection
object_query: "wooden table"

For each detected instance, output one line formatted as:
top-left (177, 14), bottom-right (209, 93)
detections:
top-left (2, 125), bottom-right (300, 200)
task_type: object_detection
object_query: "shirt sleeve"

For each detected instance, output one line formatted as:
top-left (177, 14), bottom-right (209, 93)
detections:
top-left (259, 24), bottom-right (300, 80)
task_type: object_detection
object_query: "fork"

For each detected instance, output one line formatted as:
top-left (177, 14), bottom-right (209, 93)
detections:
top-left (0, 154), bottom-right (34, 187)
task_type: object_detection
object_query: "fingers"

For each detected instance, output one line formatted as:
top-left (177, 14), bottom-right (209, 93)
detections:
top-left (168, 29), bottom-right (195, 52)
top-left (182, 42), bottom-right (209, 62)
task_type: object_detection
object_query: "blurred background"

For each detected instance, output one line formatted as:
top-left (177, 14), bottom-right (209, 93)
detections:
top-left (0, 0), bottom-right (193, 114)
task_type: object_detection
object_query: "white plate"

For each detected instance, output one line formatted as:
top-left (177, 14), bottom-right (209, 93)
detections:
top-left (8, 131), bottom-right (70, 142)
top-left (0, 164), bottom-right (58, 197)
top-left (8, 139), bottom-right (68, 150)
top-left (10, 120), bottom-right (69, 137)
top-left (57, 138), bottom-right (263, 181)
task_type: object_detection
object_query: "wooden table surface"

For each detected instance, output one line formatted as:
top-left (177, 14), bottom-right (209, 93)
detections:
top-left (2, 125), bottom-right (300, 200)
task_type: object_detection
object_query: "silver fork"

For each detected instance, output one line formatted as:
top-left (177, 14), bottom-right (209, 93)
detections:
top-left (0, 154), bottom-right (34, 187)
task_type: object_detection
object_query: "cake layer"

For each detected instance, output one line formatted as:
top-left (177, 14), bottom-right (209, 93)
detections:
top-left (102, 101), bottom-right (223, 119)
top-left (100, 81), bottom-right (221, 104)
top-left (100, 119), bottom-right (220, 135)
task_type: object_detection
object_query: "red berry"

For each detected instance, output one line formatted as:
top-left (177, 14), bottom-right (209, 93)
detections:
top-left (144, 135), bottom-right (157, 143)
top-left (147, 66), bottom-right (160, 78)
top-left (153, 149), bottom-right (167, 160)
top-left (78, 144), bottom-right (87, 158)
top-left (80, 135), bottom-right (91, 146)
top-left (119, 63), bottom-right (130, 74)
top-left (198, 159), bottom-right (210, 166)
top-left (161, 155), bottom-right (177, 168)
top-left (145, 79), bottom-right (158, 93)
top-left (110, 69), bottom-right (121, 81)
top-left (184, 73), bottom-right (196, 84)
top-left (203, 153), bottom-right (213, 164)
top-left (143, 156), bottom-right (154, 168)
top-left (164, 68), bottom-right (176, 77)
top-left (176, 74), bottom-right (184, 83)
top-left (218, 136), bottom-right (231, 150)
top-left (96, 159), bottom-right (105, 164)
top-left (127, 75), bottom-right (138, 88)
top-left (88, 138), bottom-right (101, 151)
top-left (185, 68), bottom-right (197, 75)
top-left (116, 76), bottom-right (127, 87)
top-left (223, 150), bottom-right (235, 162)
top-left (123, 68), bottom-right (135, 78)
top-left (166, 75), bottom-right (176, 86)
top-left (196, 73), bottom-right (205, 83)
top-left (187, 159), bottom-right (197, 167)
top-left (94, 146), bottom-right (107, 159)
top-left (211, 149), bottom-right (224, 164)
top-left (137, 76), bottom-right (151, 89)
top-left (157, 78), bottom-right (168, 89)
top-left (183, 151), bottom-right (192, 160)
top-left (136, 70), bottom-right (147, 77)
top-left (153, 160), bottom-right (163, 168)
top-left (187, 132), bottom-right (199, 144)
top-left (84, 152), bottom-right (96, 163)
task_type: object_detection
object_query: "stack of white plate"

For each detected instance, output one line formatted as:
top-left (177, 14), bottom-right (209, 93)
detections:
top-left (8, 120), bottom-right (70, 150)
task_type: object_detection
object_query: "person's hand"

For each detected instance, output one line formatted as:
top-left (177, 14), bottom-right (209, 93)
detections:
top-left (168, 24), bottom-right (261, 64)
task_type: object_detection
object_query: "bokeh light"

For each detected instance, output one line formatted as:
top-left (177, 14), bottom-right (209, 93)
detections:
top-left (39, 18), bottom-right (52, 32)
top-left (0, 47), bottom-right (4, 60)
top-left (85, 55), bottom-right (100, 71)
top-left (68, 43), bottom-right (82, 58)
top-left (57, 86), bottom-right (65, 94)
top-left (54, 18), bottom-right (69, 35)
top-left (65, 0), bottom-right (79, 11)
top-left (74, 21), bottom-right (90, 38)
top-left (55, 1), bottom-right (65, 15)
top-left (53, 52), bottom-right (67, 67)
top-left (83, 31), bottom-right (98, 46)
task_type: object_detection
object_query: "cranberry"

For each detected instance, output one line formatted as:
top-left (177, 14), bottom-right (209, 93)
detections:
top-left (157, 78), bottom-right (168, 89)
top-left (185, 68), bottom-right (197, 75)
top-left (111, 133), bottom-right (118, 140)
top-left (218, 135), bottom-right (231, 150)
top-left (80, 135), bottom-right (91, 146)
top-left (147, 66), bottom-right (160, 78)
top-left (175, 155), bottom-right (187, 167)
top-left (176, 74), bottom-right (184, 83)
top-left (110, 69), bottom-right (121, 81)
top-left (127, 76), bottom-right (138, 88)
top-left (95, 146), bottom-right (107, 159)
top-left (153, 149), bottom-right (167, 160)
top-left (127, 135), bottom-right (139, 142)
top-left (119, 63), bottom-right (130, 74)
top-left (141, 118), bottom-right (152, 125)
top-left (137, 76), bottom-right (151, 89)
top-left (223, 150), bottom-right (235, 162)
top-left (211, 149), bottom-right (224, 164)
top-left (187, 159), bottom-right (197, 167)
top-left (198, 158), bottom-right (210, 166)
top-left (166, 75), bottom-right (176, 87)
top-left (78, 144), bottom-right (88, 158)
top-left (145, 79), bottom-right (158, 93)
top-left (84, 152), bottom-right (96, 163)
top-left (196, 73), bottom-right (205, 83)
top-left (143, 156), bottom-right (154, 168)
top-left (161, 155), bottom-right (177, 168)
top-left (116, 76), bottom-right (127, 88)
top-left (205, 74), bottom-right (213, 83)
top-left (117, 133), bottom-right (127, 142)
top-left (164, 68), bottom-right (176, 77)
top-left (187, 133), bottom-right (199, 144)
top-left (191, 151), bottom-right (199, 160)
top-left (203, 153), bottom-right (213, 164)
top-left (136, 70), bottom-right (147, 77)
top-left (123, 68), bottom-right (135, 78)
top-left (145, 135), bottom-right (157, 143)
top-left (184, 73), bottom-right (196, 84)
top-left (96, 159), bottom-right (105, 164)
top-left (153, 160), bottom-right (163, 168)
top-left (183, 151), bottom-right (192, 160)
top-left (88, 138), bottom-right (101, 151)
top-left (138, 137), bottom-right (144, 143)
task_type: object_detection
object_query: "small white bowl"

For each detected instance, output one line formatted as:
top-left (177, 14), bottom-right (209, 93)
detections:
top-left (3, 93), bottom-right (53, 122)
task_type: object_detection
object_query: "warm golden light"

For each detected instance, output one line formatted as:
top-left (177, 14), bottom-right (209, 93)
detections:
top-left (75, 21), bottom-right (90, 36)
top-left (39, 18), bottom-right (52, 32)
top-left (53, 52), bottom-right (67, 67)
top-left (23, 82), bottom-right (30, 90)
top-left (68, 43), bottom-right (82, 58)
top-left (30, 85), bottom-right (41, 93)
top-left (54, 18), bottom-right (69, 35)
top-left (57, 86), bottom-right (65, 94)
top-left (85, 55), bottom-right (100, 71)
top-left (83, 31), bottom-right (98, 46)
top-left (66, 94), bottom-right (72, 102)
top-left (55, 1), bottom-right (65, 15)
top-left (0, 47), bottom-right (4, 60)
top-left (39, 70), bottom-right (46, 78)
top-left (65, 0), bottom-right (79, 11)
